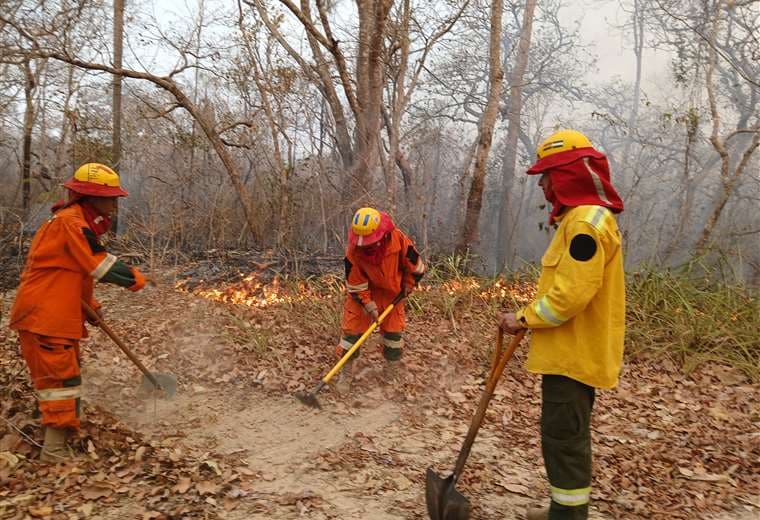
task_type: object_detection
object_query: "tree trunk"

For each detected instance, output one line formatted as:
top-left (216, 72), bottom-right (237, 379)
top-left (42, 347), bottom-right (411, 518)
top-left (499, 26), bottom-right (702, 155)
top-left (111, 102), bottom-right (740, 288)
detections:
top-left (495, 0), bottom-right (536, 272)
top-left (456, 0), bottom-right (504, 255)
top-left (189, 0), bottom-right (204, 188)
top-left (695, 2), bottom-right (760, 250)
top-left (347, 0), bottom-right (393, 203)
top-left (252, 59), bottom-right (289, 247)
top-left (111, 0), bottom-right (124, 232)
top-left (55, 64), bottom-right (76, 179)
top-left (21, 59), bottom-right (35, 218)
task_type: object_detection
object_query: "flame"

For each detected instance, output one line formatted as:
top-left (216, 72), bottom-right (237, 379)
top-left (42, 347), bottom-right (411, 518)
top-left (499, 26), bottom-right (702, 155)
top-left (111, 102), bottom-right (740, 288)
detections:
top-left (176, 273), bottom-right (339, 308)
top-left (178, 272), bottom-right (536, 309)
top-left (478, 278), bottom-right (537, 304)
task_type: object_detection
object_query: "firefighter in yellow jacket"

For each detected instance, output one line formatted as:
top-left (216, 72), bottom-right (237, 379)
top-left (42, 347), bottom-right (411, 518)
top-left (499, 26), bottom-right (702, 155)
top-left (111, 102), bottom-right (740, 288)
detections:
top-left (499, 130), bottom-right (625, 520)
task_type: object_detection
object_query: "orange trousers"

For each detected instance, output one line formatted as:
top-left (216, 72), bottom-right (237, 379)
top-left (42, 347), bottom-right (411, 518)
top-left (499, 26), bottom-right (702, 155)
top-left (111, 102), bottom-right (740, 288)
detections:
top-left (18, 331), bottom-right (82, 430)
top-left (341, 291), bottom-right (405, 336)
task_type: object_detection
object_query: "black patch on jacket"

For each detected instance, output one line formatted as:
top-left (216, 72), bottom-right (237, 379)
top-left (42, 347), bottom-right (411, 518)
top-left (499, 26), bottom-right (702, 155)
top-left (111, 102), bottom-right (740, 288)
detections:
top-left (82, 228), bottom-right (106, 254)
top-left (569, 234), bottom-right (597, 262)
top-left (344, 257), bottom-right (353, 279)
top-left (405, 246), bottom-right (419, 265)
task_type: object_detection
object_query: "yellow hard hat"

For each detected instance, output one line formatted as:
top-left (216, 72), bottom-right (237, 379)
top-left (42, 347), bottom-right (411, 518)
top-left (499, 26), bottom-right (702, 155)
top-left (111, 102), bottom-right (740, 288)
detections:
top-left (351, 207), bottom-right (382, 236)
top-left (64, 163), bottom-right (128, 197)
top-left (536, 129), bottom-right (593, 160)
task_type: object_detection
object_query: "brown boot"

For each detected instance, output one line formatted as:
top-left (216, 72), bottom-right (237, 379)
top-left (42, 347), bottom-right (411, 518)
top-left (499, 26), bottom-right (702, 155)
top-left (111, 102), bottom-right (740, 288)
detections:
top-left (382, 360), bottom-right (401, 381)
top-left (40, 427), bottom-right (72, 463)
top-left (525, 506), bottom-right (549, 520)
top-left (334, 358), bottom-right (355, 395)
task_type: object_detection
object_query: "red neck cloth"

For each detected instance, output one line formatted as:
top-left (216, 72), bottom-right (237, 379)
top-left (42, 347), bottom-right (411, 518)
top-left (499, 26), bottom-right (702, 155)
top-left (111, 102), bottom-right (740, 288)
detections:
top-left (530, 149), bottom-right (624, 223)
top-left (358, 234), bottom-right (390, 265)
top-left (51, 191), bottom-right (113, 236)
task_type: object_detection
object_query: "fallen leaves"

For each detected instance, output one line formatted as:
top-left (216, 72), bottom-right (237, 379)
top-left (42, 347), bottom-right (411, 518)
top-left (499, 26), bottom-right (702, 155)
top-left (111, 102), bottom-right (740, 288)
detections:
top-left (173, 476), bottom-right (192, 494)
top-left (27, 505), bottom-right (53, 517)
top-left (82, 483), bottom-right (114, 500)
top-left (0, 451), bottom-right (19, 468)
top-left (678, 466), bottom-right (732, 482)
top-left (1, 277), bottom-right (758, 520)
top-left (195, 480), bottom-right (219, 495)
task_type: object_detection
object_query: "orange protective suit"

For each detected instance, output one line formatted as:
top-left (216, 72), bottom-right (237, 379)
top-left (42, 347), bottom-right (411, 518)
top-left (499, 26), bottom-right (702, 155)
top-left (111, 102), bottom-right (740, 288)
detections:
top-left (341, 228), bottom-right (425, 350)
top-left (18, 332), bottom-right (82, 429)
top-left (10, 203), bottom-right (145, 429)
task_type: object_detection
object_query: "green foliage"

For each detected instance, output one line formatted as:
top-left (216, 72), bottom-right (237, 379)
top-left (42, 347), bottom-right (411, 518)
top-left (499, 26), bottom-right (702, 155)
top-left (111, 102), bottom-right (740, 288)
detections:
top-left (398, 255), bottom-right (759, 380)
top-left (626, 265), bottom-right (759, 380)
top-left (222, 309), bottom-right (273, 357)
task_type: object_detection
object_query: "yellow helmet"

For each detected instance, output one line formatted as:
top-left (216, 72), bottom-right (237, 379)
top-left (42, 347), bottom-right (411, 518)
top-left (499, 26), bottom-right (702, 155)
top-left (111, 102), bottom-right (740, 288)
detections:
top-left (349, 207), bottom-right (394, 246)
top-left (64, 163), bottom-right (128, 197)
top-left (536, 129), bottom-right (593, 160)
top-left (351, 207), bottom-right (382, 236)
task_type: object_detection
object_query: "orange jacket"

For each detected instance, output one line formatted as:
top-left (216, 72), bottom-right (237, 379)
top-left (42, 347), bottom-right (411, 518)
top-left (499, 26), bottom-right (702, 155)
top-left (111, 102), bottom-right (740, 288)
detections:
top-left (10, 204), bottom-right (145, 339)
top-left (344, 228), bottom-right (425, 310)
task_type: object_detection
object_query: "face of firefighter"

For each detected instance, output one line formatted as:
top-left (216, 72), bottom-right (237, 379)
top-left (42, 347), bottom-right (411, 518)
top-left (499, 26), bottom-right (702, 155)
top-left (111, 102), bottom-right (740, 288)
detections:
top-left (539, 173), bottom-right (554, 202)
top-left (86, 196), bottom-right (118, 218)
top-left (359, 240), bottom-right (383, 253)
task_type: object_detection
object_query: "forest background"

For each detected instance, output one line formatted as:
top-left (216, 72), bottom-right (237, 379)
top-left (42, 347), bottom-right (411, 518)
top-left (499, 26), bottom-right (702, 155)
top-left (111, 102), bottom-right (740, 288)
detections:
top-left (0, 0), bottom-right (758, 282)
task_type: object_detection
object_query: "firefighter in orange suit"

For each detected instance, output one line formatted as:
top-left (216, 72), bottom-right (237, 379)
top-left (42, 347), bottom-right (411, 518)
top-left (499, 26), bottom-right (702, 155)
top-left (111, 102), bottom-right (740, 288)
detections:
top-left (10, 163), bottom-right (146, 462)
top-left (335, 207), bottom-right (425, 392)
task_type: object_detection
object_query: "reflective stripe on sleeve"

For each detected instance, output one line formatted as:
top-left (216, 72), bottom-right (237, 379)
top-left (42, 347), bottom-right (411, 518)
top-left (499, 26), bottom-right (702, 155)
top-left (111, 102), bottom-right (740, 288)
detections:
top-left (91, 253), bottom-right (117, 281)
top-left (413, 261), bottom-right (425, 274)
top-left (346, 282), bottom-right (369, 293)
top-left (584, 206), bottom-right (610, 231)
top-left (551, 486), bottom-right (591, 506)
top-left (534, 296), bottom-right (566, 326)
top-left (36, 386), bottom-right (82, 402)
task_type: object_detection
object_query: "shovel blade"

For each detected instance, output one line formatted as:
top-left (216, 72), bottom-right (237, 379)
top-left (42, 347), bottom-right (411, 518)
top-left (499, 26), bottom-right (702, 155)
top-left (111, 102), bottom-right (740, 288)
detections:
top-left (425, 468), bottom-right (470, 520)
top-left (139, 373), bottom-right (177, 398)
top-left (295, 392), bottom-right (322, 409)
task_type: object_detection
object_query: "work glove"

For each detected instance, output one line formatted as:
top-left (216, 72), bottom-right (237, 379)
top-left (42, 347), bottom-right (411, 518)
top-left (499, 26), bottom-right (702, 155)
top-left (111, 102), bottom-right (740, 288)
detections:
top-left (363, 301), bottom-right (380, 322)
top-left (128, 268), bottom-right (147, 292)
top-left (86, 307), bottom-right (104, 326)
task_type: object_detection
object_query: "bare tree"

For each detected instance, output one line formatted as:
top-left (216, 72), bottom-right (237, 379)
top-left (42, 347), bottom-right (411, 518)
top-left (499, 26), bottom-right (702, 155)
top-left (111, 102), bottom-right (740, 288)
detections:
top-left (456, 0), bottom-right (504, 254)
top-left (495, 0), bottom-right (536, 271)
top-left (111, 0), bottom-right (124, 231)
top-left (21, 57), bottom-right (36, 217)
top-left (696, 0), bottom-right (760, 249)
top-left (0, 7), bottom-right (266, 242)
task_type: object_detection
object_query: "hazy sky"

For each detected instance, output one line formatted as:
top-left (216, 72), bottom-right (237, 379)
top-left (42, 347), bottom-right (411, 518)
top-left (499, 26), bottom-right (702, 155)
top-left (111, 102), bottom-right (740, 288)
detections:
top-left (573, 1), bottom-right (671, 93)
top-left (146, 0), bottom-right (672, 95)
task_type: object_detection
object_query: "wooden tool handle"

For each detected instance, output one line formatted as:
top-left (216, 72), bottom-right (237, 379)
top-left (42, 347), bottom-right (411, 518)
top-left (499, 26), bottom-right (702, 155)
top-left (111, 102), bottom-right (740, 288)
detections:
top-left (81, 300), bottom-right (161, 389)
top-left (452, 328), bottom-right (526, 481)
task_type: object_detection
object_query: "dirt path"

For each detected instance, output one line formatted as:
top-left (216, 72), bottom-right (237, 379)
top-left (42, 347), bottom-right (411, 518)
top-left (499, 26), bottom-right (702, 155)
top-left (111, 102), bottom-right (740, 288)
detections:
top-left (81, 298), bottom-right (543, 519)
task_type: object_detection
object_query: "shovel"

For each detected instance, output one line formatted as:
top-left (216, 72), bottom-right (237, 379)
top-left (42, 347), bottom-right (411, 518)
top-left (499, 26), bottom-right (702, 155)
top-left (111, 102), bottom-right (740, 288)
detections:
top-left (425, 327), bottom-right (526, 520)
top-left (81, 300), bottom-right (177, 398)
top-left (296, 291), bottom-right (405, 409)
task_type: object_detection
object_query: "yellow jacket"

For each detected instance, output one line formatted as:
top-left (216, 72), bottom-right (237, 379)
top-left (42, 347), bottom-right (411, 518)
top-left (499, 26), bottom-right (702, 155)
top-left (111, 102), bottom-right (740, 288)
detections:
top-left (516, 205), bottom-right (625, 389)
